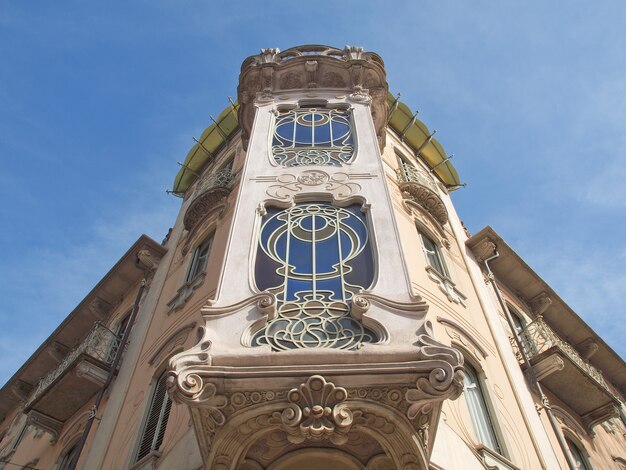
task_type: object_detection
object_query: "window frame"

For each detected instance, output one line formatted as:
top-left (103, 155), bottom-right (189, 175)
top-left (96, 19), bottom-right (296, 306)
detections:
top-left (462, 362), bottom-right (505, 456)
top-left (565, 435), bottom-right (593, 470)
top-left (418, 230), bottom-right (448, 277)
top-left (186, 234), bottom-right (214, 284)
top-left (133, 371), bottom-right (172, 464)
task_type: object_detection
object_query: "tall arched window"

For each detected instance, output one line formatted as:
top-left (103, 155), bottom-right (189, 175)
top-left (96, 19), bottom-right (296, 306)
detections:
top-left (463, 364), bottom-right (502, 454)
top-left (272, 108), bottom-right (354, 166)
top-left (58, 442), bottom-right (80, 470)
top-left (566, 437), bottom-right (592, 470)
top-left (253, 202), bottom-right (377, 350)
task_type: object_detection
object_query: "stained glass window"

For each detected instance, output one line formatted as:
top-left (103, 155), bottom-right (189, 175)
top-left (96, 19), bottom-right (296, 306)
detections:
top-left (272, 108), bottom-right (354, 166)
top-left (253, 203), bottom-right (377, 350)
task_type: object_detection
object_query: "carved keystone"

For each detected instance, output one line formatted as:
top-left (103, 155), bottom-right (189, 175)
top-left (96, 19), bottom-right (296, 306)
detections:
top-left (281, 375), bottom-right (353, 445)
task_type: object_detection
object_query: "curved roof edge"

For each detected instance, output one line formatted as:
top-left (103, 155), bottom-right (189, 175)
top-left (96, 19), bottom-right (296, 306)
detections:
top-left (172, 93), bottom-right (461, 194)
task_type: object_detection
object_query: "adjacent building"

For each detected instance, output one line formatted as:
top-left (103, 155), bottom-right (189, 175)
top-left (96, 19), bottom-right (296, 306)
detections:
top-left (1, 45), bottom-right (624, 470)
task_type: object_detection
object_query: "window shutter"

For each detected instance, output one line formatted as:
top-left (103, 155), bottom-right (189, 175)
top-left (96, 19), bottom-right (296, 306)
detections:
top-left (136, 372), bottom-right (172, 462)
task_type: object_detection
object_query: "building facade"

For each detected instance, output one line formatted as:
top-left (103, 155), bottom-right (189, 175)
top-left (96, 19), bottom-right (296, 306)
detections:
top-left (1, 45), bottom-right (625, 470)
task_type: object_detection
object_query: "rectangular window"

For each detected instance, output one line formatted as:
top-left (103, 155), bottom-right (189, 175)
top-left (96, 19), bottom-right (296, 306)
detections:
top-left (136, 372), bottom-right (172, 462)
top-left (464, 364), bottom-right (502, 454)
top-left (419, 231), bottom-right (447, 276)
top-left (186, 235), bottom-right (213, 283)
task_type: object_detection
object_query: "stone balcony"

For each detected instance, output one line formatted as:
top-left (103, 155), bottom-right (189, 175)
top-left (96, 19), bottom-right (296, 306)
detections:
top-left (512, 318), bottom-right (620, 430)
top-left (396, 163), bottom-right (448, 225)
top-left (24, 324), bottom-right (120, 425)
top-left (183, 167), bottom-right (237, 240)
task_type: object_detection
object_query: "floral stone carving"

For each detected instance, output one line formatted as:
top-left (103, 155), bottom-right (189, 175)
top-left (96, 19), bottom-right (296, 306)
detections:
top-left (281, 375), bottom-right (353, 445)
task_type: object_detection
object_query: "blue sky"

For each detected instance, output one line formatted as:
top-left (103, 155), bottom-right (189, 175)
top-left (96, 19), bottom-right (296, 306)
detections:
top-left (1, 1), bottom-right (625, 385)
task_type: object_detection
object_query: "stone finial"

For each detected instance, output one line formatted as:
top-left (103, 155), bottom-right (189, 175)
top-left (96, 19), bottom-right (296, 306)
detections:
top-left (89, 296), bottom-right (113, 320)
top-left (577, 338), bottom-right (600, 360)
top-left (472, 237), bottom-right (497, 263)
top-left (529, 292), bottom-right (552, 316)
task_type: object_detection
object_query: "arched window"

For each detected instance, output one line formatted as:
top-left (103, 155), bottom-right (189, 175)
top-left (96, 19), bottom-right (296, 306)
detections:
top-left (252, 202), bottom-right (377, 350)
top-left (272, 108), bottom-right (354, 166)
top-left (566, 437), bottom-right (592, 470)
top-left (463, 363), bottom-right (502, 454)
top-left (58, 442), bottom-right (80, 470)
top-left (135, 372), bottom-right (172, 462)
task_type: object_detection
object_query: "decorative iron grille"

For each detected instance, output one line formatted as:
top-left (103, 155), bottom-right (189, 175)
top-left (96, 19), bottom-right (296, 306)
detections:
top-left (194, 166), bottom-right (235, 196)
top-left (396, 163), bottom-right (438, 193)
top-left (272, 108), bottom-right (354, 166)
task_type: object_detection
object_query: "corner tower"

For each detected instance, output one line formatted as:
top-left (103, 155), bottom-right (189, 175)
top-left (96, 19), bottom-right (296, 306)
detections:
top-left (168, 45), bottom-right (465, 470)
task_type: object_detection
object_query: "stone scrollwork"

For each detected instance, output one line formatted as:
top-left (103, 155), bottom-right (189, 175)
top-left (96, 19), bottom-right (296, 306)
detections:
top-left (406, 332), bottom-right (465, 420)
top-left (281, 375), bottom-right (353, 445)
top-left (252, 170), bottom-right (373, 202)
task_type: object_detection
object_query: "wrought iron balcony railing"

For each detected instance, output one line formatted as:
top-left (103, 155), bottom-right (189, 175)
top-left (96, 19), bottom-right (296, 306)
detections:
top-left (513, 318), bottom-right (609, 390)
top-left (194, 166), bottom-right (236, 196)
top-left (25, 324), bottom-right (120, 410)
top-left (396, 163), bottom-right (438, 193)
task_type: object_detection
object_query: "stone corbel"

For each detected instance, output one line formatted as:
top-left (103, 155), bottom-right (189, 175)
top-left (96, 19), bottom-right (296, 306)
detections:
top-left (11, 380), bottom-right (34, 402)
top-left (529, 292), bottom-right (552, 317)
top-left (26, 410), bottom-right (63, 444)
top-left (89, 296), bottom-right (113, 320)
top-left (280, 375), bottom-right (353, 445)
top-left (75, 360), bottom-right (108, 386)
top-left (471, 237), bottom-right (497, 263)
top-left (530, 352), bottom-right (565, 381)
top-left (577, 338), bottom-right (599, 360)
top-left (136, 247), bottom-right (163, 272)
top-left (581, 402), bottom-right (619, 432)
top-left (47, 341), bottom-right (70, 362)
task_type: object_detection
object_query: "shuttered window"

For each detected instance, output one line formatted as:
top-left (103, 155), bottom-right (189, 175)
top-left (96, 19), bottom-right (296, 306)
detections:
top-left (136, 372), bottom-right (172, 462)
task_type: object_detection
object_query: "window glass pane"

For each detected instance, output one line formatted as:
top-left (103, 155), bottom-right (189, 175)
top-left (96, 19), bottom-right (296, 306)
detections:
top-left (464, 365), bottom-right (502, 453)
top-left (272, 108), bottom-right (354, 166)
top-left (567, 439), bottom-right (591, 470)
top-left (187, 235), bottom-right (213, 282)
top-left (253, 203), bottom-right (377, 350)
top-left (420, 232), bottom-right (446, 275)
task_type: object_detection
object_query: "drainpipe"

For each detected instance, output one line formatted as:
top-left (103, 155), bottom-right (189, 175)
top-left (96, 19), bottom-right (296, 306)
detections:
top-left (482, 251), bottom-right (577, 470)
top-left (69, 262), bottom-right (150, 470)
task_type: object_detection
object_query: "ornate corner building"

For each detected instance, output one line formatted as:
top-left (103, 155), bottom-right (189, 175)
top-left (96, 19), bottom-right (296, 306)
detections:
top-left (0, 45), bottom-right (625, 470)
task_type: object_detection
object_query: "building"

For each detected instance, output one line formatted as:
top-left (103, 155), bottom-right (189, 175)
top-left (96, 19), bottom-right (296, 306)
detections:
top-left (0, 44), bottom-right (625, 470)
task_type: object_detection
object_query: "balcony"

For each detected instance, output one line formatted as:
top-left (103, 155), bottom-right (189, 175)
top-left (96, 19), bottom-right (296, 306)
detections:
top-left (184, 167), bottom-right (236, 236)
top-left (396, 164), bottom-right (448, 225)
top-left (24, 324), bottom-right (120, 423)
top-left (513, 318), bottom-right (620, 429)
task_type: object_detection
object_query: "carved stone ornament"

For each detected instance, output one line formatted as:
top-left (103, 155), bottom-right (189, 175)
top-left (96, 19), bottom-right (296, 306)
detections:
top-left (471, 237), bottom-right (497, 263)
top-left (237, 44), bottom-right (388, 150)
top-left (399, 184), bottom-right (448, 226)
top-left (183, 187), bottom-right (230, 234)
top-left (281, 375), bottom-right (353, 445)
top-left (425, 267), bottom-right (467, 307)
top-left (252, 170), bottom-right (374, 202)
top-left (405, 333), bottom-right (465, 420)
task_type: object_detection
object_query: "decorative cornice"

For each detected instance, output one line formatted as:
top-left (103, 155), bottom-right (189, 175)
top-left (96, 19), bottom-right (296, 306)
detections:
top-left (237, 45), bottom-right (388, 149)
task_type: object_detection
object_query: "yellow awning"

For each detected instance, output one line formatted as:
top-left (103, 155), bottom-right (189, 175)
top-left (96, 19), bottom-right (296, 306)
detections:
top-left (387, 92), bottom-right (461, 188)
top-left (172, 103), bottom-right (239, 194)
